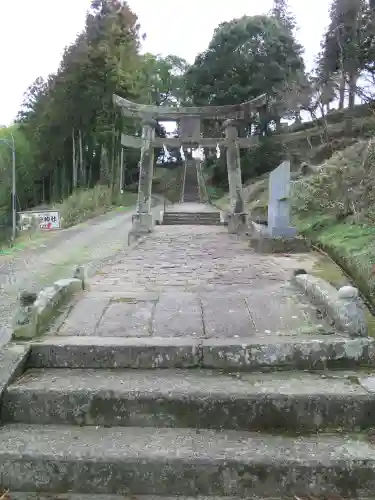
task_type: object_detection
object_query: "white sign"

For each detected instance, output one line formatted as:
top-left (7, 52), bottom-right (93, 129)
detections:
top-left (19, 210), bottom-right (61, 231)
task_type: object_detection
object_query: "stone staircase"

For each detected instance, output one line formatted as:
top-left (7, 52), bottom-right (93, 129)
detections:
top-left (162, 210), bottom-right (221, 225)
top-left (1, 335), bottom-right (375, 497)
top-left (183, 160), bottom-right (200, 202)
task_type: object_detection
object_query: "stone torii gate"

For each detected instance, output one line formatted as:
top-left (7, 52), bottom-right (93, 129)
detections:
top-left (113, 93), bottom-right (267, 234)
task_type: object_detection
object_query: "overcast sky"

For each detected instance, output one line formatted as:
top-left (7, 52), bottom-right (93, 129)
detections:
top-left (0, 0), bottom-right (331, 125)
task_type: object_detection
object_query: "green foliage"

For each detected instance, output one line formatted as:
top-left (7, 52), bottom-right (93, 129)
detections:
top-left (0, 125), bottom-right (39, 225)
top-left (293, 139), bottom-right (375, 224)
top-left (209, 136), bottom-right (285, 188)
top-left (184, 14), bottom-right (304, 108)
top-left (137, 53), bottom-right (189, 106)
top-left (54, 186), bottom-right (137, 228)
top-left (241, 137), bottom-right (286, 180)
top-left (316, 0), bottom-right (375, 109)
top-left (270, 0), bottom-right (296, 32)
top-left (0, 0), bottom-right (186, 242)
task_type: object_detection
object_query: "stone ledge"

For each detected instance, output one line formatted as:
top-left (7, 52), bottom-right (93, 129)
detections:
top-left (0, 344), bottom-right (30, 387)
top-left (5, 366), bottom-right (375, 432)
top-left (12, 273), bottom-right (85, 341)
top-left (292, 272), bottom-right (368, 338)
top-left (0, 344), bottom-right (30, 415)
top-left (249, 221), bottom-right (309, 253)
top-left (1, 424), bottom-right (375, 496)
top-left (27, 335), bottom-right (374, 371)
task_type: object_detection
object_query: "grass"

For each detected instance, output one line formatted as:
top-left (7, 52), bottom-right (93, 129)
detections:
top-left (210, 131), bottom-right (375, 334)
top-left (152, 166), bottom-right (183, 202)
top-left (0, 186), bottom-right (138, 255)
top-left (54, 185), bottom-right (137, 228)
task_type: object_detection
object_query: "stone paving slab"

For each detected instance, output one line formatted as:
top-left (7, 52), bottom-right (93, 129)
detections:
top-left (54, 225), bottom-right (329, 339)
top-left (56, 288), bottom-right (321, 338)
top-left (96, 300), bottom-right (155, 337)
top-left (153, 292), bottom-right (203, 337)
top-left (200, 293), bottom-right (254, 337)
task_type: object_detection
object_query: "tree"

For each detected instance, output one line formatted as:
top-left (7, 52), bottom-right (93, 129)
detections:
top-left (17, 0), bottom-right (143, 203)
top-left (270, 0), bottom-right (296, 32)
top-left (318, 0), bottom-right (368, 109)
top-left (184, 15), bottom-right (305, 129)
top-left (5, 0), bottom-right (187, 225)
top-left (136, 54), bottom-right (189, 106)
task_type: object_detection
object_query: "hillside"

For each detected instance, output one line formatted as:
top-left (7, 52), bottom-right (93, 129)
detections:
top-left (214, 107), bottom-right (375, 309)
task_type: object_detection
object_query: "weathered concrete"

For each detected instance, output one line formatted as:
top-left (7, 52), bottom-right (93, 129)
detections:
top-left (2, 496), bottom-right (250, 500)
top-left (4, 367), bottom-right (375, 432)
top-left (153, 292), bottom-right (203, 337)
top-left (201, 335), bottom-right (374, 371)
top-left (113, 92), bottom-right (267, 120)
top-left (0, 344), bottom-right (30, 403)
top-left (28, 336), bottom-right (201, 369)
top-left (224, 120), bottom-right (243, 213)
top-left (4, 213), bottom-right (374, 498)
top-left (13, 276), bottom-right (83, 340)
top-left (249, 222), bottom-right (309, 254)
top-left (1, 424), bottom-right (375, 496)
top-left (53, 224), bottom-right (330, 341)
top-left (26, 335), bottom-right (374, 371)
top-left (162, 211), bottom-right (221, 225)
top-left (293, 273), bottom-right (368, 337)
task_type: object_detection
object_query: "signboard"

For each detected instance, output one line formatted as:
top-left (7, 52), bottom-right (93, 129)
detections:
top-left (18, 210), bottom-right (61, 231)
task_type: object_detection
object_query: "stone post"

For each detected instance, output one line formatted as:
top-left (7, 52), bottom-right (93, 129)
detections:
top-left (133, 119), bottom-right (156, 234)
top-left (223, 119), bottom-right (246, 234)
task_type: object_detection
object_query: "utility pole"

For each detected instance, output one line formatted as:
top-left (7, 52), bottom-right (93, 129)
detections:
top-left (0, 128), bottom-right (16, 240)
top-left (120, 147), bottom-right (124, 193)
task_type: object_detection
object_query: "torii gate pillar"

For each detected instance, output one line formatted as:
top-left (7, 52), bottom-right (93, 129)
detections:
top-left (132, 118), bottom-right (156, 234)
top-left (223, 119), bottom-right (247, 234)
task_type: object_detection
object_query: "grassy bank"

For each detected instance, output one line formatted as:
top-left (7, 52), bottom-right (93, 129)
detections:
top-left (214, 137), bottom-right (375, 314)
top-left (297, 218), bottom-right (375, 307)
top-left (0, 185), bottom-right (138, 253)
top-left (53, 185), bottom-right (137, 228)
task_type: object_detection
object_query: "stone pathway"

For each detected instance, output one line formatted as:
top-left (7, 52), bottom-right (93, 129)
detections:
top-left (2, 207), bottom-right (375, 498)
top-left (56, 224), bottom-right (328, 339)
top-left (0, 199), bottom-right (163, 346)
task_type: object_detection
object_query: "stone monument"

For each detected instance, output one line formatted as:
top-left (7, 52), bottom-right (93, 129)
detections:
top-left (250, 160), bottom-right (308, 253)
top-left (267, 160), bottom-right (296, 238)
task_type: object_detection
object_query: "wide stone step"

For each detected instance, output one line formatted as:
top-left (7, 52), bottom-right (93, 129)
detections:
top-left (1, 424), bottom-right (375, 496)
top-left (4, 496), bottom-right (267, 500)
top-left (27, 336), bottom-right (374, 371)
top-left (162, 212), bottom-right (222, 225)
top-left (4, 368), bottom-right (375, 432)
top-left (162, 217), bottom-right (220, 221)
top-left (163, 214), bottom-right (220, 219)
top-left (163, 220), bottom-right (221, 225)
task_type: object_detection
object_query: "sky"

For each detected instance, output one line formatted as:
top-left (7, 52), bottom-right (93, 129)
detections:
top-left (0, 0), bottom-right (331, 126)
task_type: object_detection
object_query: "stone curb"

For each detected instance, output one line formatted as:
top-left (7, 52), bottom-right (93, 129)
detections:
top-left (11, 228), bottom-right (150, 342)
top-left (292, 272), bottom-right (368, 338)
top-left (0, 344), bottom-right (30, 418)
top-left (12, 202), bottom-right (167, 341)
top-left (12, 273), bottom-right (85, 341)
top-left (11, 204), bottom-right (164, 342)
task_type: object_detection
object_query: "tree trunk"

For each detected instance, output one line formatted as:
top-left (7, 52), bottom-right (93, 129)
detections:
top-left (72, 129), bottom-right (78, 190)
top-left (78, 130), bottom-right (86, 187)
top-left (274, 116), bottom-right (282, 132)
top-left (338, 72), bottom-right (346, 110)
top-left (348, 71), bottom-right (357, 110)
top-left (100, 145), bottom-right (110, 186)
